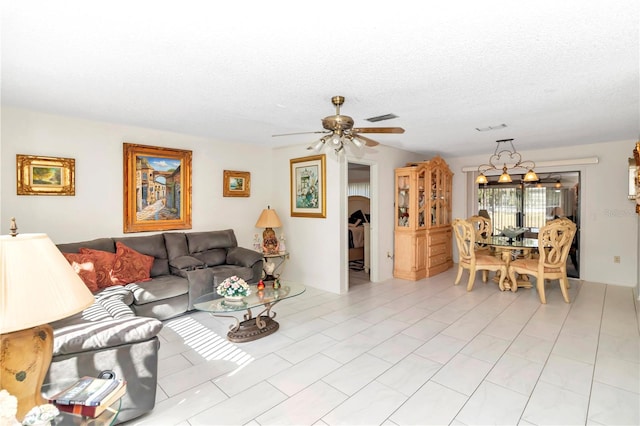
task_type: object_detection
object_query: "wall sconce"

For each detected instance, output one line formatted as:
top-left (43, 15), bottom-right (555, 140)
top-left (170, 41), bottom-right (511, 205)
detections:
top-left (476, 139), bottom-right (538, 184)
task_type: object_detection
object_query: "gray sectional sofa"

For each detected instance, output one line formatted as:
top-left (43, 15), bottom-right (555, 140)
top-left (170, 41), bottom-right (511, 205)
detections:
top-left (46, 229), bottom-right (263, 423)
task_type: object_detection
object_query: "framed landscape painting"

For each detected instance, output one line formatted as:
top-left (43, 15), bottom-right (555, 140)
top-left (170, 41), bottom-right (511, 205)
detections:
top-left (16, 154), bottom-right (75, 196)
top-left (223, 170), bottom-right (251, 197)
top-left (290, 154), bottom-right (326, 218)
top-left (123, 143), bottom-right (192, 233)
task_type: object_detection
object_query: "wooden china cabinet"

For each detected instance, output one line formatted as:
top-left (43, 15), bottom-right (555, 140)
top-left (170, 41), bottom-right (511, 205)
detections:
top-left (393, 156), bottom-right (453, 280)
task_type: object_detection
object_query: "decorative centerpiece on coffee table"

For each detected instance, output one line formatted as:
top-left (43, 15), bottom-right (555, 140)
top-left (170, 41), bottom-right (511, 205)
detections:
top-left (216, 275), bottom-right (251, 303)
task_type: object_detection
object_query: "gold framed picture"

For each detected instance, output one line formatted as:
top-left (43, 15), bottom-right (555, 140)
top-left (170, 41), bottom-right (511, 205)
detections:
top-left (16, 154), bottom-right (75, 196)
top-left (290, 154), bottom-right (326, 218)
top-left (223, 170), bottom-right (251, 197)
top-left (123, 143), bottom-right (192, 233)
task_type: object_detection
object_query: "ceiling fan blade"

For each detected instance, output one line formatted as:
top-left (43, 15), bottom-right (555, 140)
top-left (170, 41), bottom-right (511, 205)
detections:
top-left (354, 134), bottom-right (380, 147)
top-left (272, 130), bottom-right (330, 137)
top-left (352, 127), bottom-right (405, 134)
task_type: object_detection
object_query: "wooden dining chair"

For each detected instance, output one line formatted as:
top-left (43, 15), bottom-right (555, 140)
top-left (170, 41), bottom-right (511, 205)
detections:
top-left (452, 218), bottom-right (507, 291)
top-left (507, 218), bottom-right (577, 303)
top-left (468, 215), bottom-right (492, 255)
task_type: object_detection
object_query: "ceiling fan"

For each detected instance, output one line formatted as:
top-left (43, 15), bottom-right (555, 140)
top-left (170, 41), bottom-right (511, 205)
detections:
top-left (272, 95), bottom-right (405, 153)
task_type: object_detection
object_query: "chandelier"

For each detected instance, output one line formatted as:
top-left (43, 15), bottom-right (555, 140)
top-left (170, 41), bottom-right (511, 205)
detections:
top-left (475, 139), bottom-right (538, 184)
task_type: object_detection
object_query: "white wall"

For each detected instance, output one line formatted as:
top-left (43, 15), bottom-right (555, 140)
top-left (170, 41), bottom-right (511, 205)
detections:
top-left (268, 145), bottom-right (421, 294)
top-left (0, 107), bottom-right (272, 246)
top-left (3, 108), bottom-right (636, 290)
top-left (0, 107), bottom-right (422, 294)
top-left (447, 139), bottom-right (639, 287)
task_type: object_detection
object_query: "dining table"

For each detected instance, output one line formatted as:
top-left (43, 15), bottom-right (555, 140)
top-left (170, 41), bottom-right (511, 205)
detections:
top-left (487, 236), bottom-right (538, 291)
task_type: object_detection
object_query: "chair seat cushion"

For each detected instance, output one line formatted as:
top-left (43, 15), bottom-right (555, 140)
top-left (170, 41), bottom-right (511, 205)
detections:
top-left (464, 254), bottom-right (505, 267)
top-left (510, 258), bottom-right (561, 273)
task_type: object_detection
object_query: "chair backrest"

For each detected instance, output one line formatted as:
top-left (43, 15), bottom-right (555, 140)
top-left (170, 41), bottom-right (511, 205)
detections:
top-left (468, 215), bottom-right (492, 249)
top-left (452, 218), bottom-right (476, 263)
top-left (538, 218), bottom-right (577, 268)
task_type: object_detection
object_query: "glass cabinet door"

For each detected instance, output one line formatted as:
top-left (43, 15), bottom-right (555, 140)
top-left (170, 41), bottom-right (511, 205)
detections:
top-left (417, 167), bottom-right (426, 228)
top-left (396, 171), bottom-right (410, 227)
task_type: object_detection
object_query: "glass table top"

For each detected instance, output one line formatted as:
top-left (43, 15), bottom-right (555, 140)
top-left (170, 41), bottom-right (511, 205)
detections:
top-left (487, 236), bottom-right (538, 249)
top-left (193, 281), bottom-right (306, 313)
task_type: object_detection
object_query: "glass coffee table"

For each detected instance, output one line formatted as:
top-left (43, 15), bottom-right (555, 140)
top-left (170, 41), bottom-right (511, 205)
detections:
top-left (193, 281), bottom-right (305, 343)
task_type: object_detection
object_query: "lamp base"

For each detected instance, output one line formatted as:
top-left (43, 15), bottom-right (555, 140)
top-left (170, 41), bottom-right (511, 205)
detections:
top-left (0, 325), bottom-right (53, 421)
top-left (262, 227), bottom-right (279, 255)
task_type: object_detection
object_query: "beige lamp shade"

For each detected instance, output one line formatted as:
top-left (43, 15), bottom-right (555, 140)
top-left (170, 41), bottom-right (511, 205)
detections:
top-left (255, 208), bottom-right (282, 229)
top-left (0, 233), bottom-right (95, 333)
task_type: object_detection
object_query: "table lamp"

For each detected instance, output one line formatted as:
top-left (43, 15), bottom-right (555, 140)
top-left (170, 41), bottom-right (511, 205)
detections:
top-left (0, 223), bottom-right (94, 421)
top-left (255, 206), bottom-right (282, 255)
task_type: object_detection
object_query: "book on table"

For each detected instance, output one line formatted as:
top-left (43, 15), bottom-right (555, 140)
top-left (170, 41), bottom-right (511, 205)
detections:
top-left (55, 382), bottom-right (127, 418)
top-left (49, 376), bottom-right (127, 417)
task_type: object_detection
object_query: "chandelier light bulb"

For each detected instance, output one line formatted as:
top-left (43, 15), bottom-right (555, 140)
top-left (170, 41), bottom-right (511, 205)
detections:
top-left (523, 169), bottom-right (539, 182)
top-left (498, 166), bottom-right (512, 183)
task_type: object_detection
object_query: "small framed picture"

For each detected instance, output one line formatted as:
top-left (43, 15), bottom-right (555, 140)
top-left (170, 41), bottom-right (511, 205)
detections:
top-left (16, 154), bottom-right (75, 196)
top-left (223, 170), bottom-right (251, 197)
top-left (290, 154), bottom-right (326, 218)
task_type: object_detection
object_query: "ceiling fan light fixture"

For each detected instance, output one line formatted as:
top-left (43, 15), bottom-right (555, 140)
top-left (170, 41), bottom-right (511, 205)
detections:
top-left (350, 135), bottom-right (364, 148)
top-left (275, 96), bottom-right (404, 155)
top-left (307, 135), bottom-right (329, 151)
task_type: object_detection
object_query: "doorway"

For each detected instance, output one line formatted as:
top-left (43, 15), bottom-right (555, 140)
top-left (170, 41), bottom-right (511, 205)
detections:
top-left (347, 162), bottom-right (372, 287)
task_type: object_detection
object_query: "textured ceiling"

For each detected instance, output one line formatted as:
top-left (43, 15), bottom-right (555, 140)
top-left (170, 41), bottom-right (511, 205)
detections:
top-left (2, 0), bottom-right (638, 157)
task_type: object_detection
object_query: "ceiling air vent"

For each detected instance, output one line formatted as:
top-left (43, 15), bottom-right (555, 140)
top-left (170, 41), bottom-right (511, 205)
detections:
top-left (365, 113), bottom-right (398, 123)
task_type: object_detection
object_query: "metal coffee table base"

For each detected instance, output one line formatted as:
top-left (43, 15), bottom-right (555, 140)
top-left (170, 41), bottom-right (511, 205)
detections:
top-left (227, 315), bottom-right (279, 342)
top-left (214, 303), bottom-right (280, 343)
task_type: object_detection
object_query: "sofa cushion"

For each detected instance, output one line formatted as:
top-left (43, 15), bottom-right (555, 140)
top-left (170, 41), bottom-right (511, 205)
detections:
top-left (192, 249), bottom-right (227, 267)
top-left (50, 286), bottom-right (134, 328)
top-left (114, 234), bottom-right (170, 277)
top-left (187, 230), bottom-right (238, 251)
top-left (78, 248), bottom-right (117, 288)
top-left (111, 242), bottom-right (154, 285)
top-left (169, 255), bottom-right (205, 271)
top-left (125, 275), bottom-right (189, 305)
top-left (163, 232), bottom-right (189, 259)
top-left (52, 316), bottom-right (163, 356)
top-left (62, 252), bottom-right (99, 292)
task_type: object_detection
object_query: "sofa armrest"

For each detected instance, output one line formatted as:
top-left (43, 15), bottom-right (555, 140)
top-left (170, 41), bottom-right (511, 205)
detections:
top-left (226, 246), bottom-right (263, 268)
top-left (53, 317), bottom-right (163, 356)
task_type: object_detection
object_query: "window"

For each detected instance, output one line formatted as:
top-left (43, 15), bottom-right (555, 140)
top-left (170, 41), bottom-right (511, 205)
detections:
top-left (348, 182), bottom-right (370, 197)
top-left (478, 172), bottom-right (579, 233)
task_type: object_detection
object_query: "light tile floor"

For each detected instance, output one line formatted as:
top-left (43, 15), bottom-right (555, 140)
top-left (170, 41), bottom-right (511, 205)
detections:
top-left (127, 269), bottom-right (640, 426)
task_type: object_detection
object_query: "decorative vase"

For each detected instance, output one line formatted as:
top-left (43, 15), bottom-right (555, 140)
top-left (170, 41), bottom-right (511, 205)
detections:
top-left (223, 295), bottom-right (245, 305)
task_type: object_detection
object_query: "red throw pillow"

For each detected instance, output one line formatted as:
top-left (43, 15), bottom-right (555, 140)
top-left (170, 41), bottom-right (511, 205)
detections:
top-left (110, 242), bottom-right (154, 285)
top-left (62, 252), bottom-right (99, 293)
top-left (78, 248), bottom-right (117, 288)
